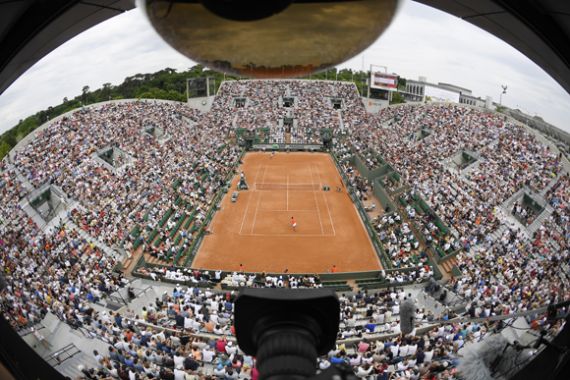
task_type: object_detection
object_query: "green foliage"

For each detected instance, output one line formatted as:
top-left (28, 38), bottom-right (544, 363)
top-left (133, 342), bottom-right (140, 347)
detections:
top-left (0, 141), bottom-right (11, 158)
top-left (390, 92), bottom-right (406, 105)
top-left (397, 77), bottom-right (407, 90)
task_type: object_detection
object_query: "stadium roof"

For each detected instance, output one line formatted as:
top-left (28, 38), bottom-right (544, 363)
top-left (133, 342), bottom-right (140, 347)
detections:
top-left (416, 0), bottom-right (570, 94)
top-left (0, 0), bottom-right (134, 95)
top-left (0, 0), bottom-right (569, 95)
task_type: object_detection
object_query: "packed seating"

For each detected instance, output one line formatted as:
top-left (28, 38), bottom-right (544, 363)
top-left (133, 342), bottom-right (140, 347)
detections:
top-left (10, 102), bottom-right (240, 263)
top-left (355, 103), bottom-right (568, 315)
top-left (211, 80), bottom-right (366, 144)
top-left (398, 191), bottom-right (461, 261)
top-left (0, 166), bottom-right (124, 330)
top-left (1, 100), bottom-right (242, 329)
top-left (0, 83), bottom-right (569, 380)
top-left (373, 212), bottom-right (425, 268)
top-left (50, 283), bottom-right (481, 379)
top-left (451, 224), bottom-right (568, 316)
top-left (57, 278), bottom-right (568, 380)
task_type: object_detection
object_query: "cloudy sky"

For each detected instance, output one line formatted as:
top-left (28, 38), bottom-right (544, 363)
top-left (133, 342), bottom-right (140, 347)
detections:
top-left (0, 0), bottom-right (569, 134)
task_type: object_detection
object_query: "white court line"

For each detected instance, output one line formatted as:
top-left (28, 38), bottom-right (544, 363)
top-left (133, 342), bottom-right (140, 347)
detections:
top-left (258, 209), bottom-right (315, 212)
top-left (309, 165), bottom-right (325, 235)
top-left (239, 164), bottom-right (263, 234)
top-left (252, 183), bottom-right (318, 190)
top-left (286, 175), bottom-right (289, 211)
top-left (239, 232), bottom-right (336, 237)
top-left (314, 164), bottom-right (336, 236)
top-left (250, 165), bottom-right (267, 234)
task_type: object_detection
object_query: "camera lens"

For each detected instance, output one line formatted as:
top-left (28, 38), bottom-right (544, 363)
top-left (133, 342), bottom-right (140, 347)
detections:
top-left (141, 0), bottom-right (399, 78)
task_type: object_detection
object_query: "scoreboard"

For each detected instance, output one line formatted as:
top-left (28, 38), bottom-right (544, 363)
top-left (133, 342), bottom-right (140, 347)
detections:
top-left (370, 70), bottom-right (398, 91)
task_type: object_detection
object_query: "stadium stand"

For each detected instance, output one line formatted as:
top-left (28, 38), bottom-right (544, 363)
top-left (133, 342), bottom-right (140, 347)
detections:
top-left (1, 80), bottom-right (569, 379)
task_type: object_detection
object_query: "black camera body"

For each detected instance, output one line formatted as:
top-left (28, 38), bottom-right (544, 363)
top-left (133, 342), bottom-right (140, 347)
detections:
top-left (235, 288), bottom-right (352, 380)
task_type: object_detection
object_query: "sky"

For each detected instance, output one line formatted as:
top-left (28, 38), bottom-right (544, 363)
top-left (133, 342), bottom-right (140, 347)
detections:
top-left (1, 0), bottom-right (569, 134)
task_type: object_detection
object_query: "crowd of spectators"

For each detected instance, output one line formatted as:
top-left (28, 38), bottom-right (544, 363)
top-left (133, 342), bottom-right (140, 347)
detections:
top-left (1, 99), bottom-right (244, 330)
top-left (511, 201), bottom-right (538, 226)
top-left (1, 82), bottom-right (569, 379)
top-left (450, 224), bottom-right (567, 316)
top-left (133, 266), bottom-right (325, 290)
top-left (364, 104), bottom-right (561, 243)
top-left (10, 101), bottom-right (240, 262)
top-left (333, 142), bottom-right (374, 203)
top-left (61, 283), bottom-right (482, 380)
top-left (382, 268), bottom-right (434, 284)
top-left (1, 164), bottom-right (124, 330)
top-left (349, 103), bottom-right (568, 315)
top-left (68, 286), bottom-right (566, 380)
top-left (373, 213), bottom-right (425, 269)
top-left (211, 80), bottom-right (363, 144)
top-left (545, 173), bottom-right (569, 251)
top-left (398, 191), bottom-right (461, 261)
top-left (76, 279), bottom-right (570, 380)
top-left (219, 272), bottom-right (322, 289)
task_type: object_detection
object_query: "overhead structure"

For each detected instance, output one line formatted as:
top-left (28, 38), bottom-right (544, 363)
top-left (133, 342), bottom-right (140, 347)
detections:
top-left (414, 0), bottom-right (570, 94)
top-left (0, 0), bottom-right (134, 95)
top-left (0, 0), bottom-right (569, 94)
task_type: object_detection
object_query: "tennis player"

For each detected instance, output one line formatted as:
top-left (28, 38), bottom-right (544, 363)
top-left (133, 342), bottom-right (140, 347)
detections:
top-left (290, 216), bottom-right (297, 232)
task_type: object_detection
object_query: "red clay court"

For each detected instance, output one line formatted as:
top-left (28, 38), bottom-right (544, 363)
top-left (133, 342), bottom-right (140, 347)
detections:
top-left (192, 152), bottom-right (381, 273)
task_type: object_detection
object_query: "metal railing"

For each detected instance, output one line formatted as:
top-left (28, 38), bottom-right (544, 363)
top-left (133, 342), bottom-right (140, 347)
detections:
top-left (43, 343), bottom-right (80, 367)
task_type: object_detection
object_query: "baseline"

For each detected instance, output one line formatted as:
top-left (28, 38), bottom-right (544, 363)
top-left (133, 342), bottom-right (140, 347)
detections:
top-left (238, 233), bottom-right (336, 237)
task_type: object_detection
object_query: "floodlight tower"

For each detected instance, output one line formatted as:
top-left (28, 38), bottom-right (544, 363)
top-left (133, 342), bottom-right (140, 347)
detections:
top-left (500, 85), bottom-right (508, 105)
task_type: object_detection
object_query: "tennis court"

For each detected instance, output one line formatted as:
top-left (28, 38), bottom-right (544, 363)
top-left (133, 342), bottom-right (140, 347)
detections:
top-left (192, 152), bottom-right (381, 273)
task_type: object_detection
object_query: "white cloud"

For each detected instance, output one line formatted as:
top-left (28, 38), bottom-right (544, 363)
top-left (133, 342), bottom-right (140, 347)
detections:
top-left (0, 0), bottom-right (569, 134)
top-left (0, 8), bottom-right (194, 132)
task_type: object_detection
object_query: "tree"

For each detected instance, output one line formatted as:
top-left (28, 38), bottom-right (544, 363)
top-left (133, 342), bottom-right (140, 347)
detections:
top-left (102, 83), bottom-right (112, 100)
top-left (390, 92), bottom-right (406, 105)
top-left (397, 77), bottom-right (407, 90)
top-left (3, 133), bottom-right (17, 147)
top-left (82, 85), bottom-right (90, 103)
top-left (0, 141), bottom-right (11, 158)
top-left (337, 69), bottom-right (354, 82)
top-left (496, 105), bottom-right (506, 113)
